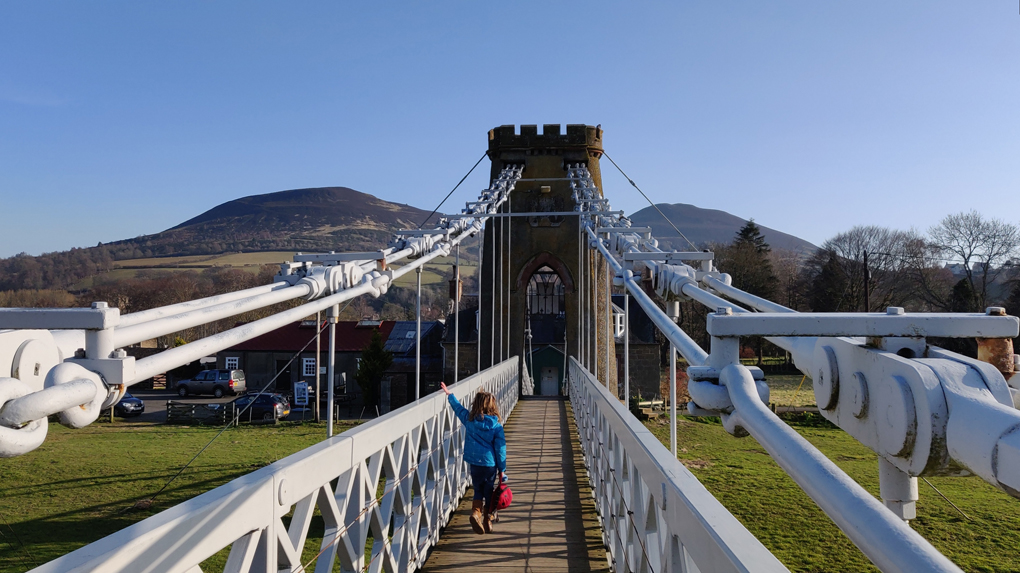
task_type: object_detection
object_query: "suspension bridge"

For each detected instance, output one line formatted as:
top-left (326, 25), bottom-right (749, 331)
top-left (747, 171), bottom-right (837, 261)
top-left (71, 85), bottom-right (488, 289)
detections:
top-left (1, 124), bottom-right (1019, 572)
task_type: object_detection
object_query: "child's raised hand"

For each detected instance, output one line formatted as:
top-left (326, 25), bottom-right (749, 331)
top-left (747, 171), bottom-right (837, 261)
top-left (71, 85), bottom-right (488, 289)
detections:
top-left (440, 382), bottom-right (451, 395)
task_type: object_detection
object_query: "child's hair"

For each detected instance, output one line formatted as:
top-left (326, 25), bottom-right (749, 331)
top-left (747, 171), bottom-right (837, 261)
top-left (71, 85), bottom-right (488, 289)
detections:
top-left (469, 391), bottom-right (500, 422)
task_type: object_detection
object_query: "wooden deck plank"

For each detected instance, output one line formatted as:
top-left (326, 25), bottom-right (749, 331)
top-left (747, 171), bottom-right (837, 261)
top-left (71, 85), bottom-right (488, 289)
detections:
top-left (422, 397), bottom-right (610, 572)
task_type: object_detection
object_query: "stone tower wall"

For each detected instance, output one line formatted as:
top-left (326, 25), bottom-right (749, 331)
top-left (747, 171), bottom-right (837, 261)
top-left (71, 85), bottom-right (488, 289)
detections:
top-left (478, 124), bottom-right (618, 397)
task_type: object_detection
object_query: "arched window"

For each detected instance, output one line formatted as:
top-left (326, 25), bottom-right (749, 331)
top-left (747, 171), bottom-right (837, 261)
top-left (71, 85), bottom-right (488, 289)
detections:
top-left (527, 266), bottom-right (565, 315)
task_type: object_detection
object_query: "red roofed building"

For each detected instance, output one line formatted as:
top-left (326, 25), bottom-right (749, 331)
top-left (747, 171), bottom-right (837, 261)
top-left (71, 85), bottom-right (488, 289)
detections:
top-left (215, 318), bottom-right (445, 411)
top-left (216, 319), bottom-right (396, 398)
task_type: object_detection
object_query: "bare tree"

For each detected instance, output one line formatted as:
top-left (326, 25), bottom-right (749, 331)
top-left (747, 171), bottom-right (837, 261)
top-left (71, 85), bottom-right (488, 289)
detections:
top-left (768, 248), bottom-right (806, 310)
top-left (900, 230), bottom-right (954, 311)
top-left (803, 225), bottom-right (911, 312)
top-left (927, 211), bottom-right (1020, 310)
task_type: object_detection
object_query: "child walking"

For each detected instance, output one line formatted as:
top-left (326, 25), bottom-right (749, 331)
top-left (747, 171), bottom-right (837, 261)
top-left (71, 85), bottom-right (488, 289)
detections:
top-left (440, 382), bottom-right (506, 534)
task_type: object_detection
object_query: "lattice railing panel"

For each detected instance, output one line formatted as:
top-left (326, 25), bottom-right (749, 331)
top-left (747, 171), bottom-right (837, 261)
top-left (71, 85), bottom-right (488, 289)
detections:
top-left (568, 358), bottom-right (787, 573)
top-left (32, 358), bottom-right (519, 573)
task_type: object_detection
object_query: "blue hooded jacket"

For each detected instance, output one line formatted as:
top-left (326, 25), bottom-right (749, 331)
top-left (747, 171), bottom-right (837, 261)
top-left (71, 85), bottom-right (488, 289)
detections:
top-left (447, 394), bottom-right (506, 472)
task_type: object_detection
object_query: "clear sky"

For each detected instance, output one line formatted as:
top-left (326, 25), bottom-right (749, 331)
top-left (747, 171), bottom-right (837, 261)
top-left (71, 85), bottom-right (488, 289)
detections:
top-left (2, 1), bottom-right (1018, 258)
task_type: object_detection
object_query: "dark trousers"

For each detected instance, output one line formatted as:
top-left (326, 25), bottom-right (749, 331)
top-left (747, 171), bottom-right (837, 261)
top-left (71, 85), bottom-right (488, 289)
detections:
top-left (469, 464), bottom-right (497, 505)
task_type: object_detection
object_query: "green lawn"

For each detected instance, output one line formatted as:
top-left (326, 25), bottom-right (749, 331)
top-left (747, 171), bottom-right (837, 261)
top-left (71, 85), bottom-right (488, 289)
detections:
top-left (5, 414), bottom-right (1017, 572)
top-left (73, 252), bottom-right (477, 290)
top-left (389, 262), bottom-right (478, 288)
top-left (644, 415), bottom-right (1020, 572)
top-left (110, 251), bottom-right (297, 269)
top-left (390, 268), bottom-right (446, 287)
top-left (767, 373), bottom-right (817, 408)
top-left (0, 420), bottom-right (360, 572)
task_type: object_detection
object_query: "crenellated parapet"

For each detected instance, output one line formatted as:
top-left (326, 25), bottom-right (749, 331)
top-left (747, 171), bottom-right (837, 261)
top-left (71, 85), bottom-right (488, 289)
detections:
top-left (487, 124), bottom-right (603, 156)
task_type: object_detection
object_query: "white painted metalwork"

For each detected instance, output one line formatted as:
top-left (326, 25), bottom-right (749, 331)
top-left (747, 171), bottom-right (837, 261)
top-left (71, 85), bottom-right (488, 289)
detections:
top-left (327, 303), bottom-right (339, 439)
top-left (454, 242), bottom-right (460, 384)
top-left (0, 165), bottom-right (523, 457)
top-left (31, 358), bottom-right (519, 573)
top-left (622, 251), bottom-right (714, 262)
top-left (415, 266), bottom-right (422, 401)
top-left (7, 149), bottom-right (1020, 572)
top-left (569, 161), bottom-right (1014, 571)
top-left (705, 311), bottom-right (1018, 339)
top-left (569, 358), bottom-right (789, 573)
top-left (599, 263), bottom-right (607, 387)
top-left (506, 193), bottom-right (512, 362)
top-left (623, 293), bottom-right (630, 410)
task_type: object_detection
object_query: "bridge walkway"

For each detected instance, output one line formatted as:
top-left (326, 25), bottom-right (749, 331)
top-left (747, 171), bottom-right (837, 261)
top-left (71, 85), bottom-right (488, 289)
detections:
top-left (423, 396), bottom-right (609, 572)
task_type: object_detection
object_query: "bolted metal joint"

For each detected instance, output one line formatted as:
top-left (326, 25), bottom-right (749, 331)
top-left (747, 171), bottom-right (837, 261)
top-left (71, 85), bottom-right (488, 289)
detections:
top-left (996, 428), bottom-right (1020, 496)
top-left (0, 378), bottom-right (49, 457)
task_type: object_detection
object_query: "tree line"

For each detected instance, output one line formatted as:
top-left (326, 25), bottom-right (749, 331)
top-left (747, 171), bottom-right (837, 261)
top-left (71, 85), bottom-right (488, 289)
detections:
top-left (679, 210), bottom-right (1020, 362)
top-left (1, 261), bottom-right (461, 348)
top-left (746, 210), bottom-right (1020, 315)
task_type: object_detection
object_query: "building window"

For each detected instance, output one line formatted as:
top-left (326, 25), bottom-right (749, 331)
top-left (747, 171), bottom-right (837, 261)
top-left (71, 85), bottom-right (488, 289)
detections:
top-left (613, 311), bottom-right (625, 338)
top-left (527, 266), bottom-right (565, 315)
top-left (527, 266), bottom-right (566, 344)
top-left (225, 356), bottom-right (239, 370)
top-left (303, 358), bottom-right (316, 377)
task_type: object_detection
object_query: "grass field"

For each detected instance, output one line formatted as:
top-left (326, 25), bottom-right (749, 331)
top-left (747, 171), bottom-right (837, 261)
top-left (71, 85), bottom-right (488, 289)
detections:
top-left (71, 252), bottom-right (298, 289)
top-left (390, 268), bottom-right (446, 287)
top-left (0, 420), bottom-right (361, 572)
top-left (645, 415), bottom-right (1020, 572)
top-left (95, 251), bottom-right (476, 290)
top-left (110, 251), bottom-right (298, 269)
top-left (390, 264), bottom-right (478, 286)
top-left (5, 411), bottom-right (1016, 572)
top-left (767, 373), bottom-right (817, 408)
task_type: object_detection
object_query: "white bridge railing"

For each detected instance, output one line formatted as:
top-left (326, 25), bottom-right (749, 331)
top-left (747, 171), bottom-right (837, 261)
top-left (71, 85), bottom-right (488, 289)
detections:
top-left (569, 161), bottom-right (1019, 571)
top-left (569, 358), bottom-right (788, 573)
top-left (31, 358), bottom-right (519, 573)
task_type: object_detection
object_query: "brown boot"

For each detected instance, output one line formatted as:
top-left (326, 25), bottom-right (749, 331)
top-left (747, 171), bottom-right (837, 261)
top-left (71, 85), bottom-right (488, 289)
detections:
top-left (469, 500), bottom-right (485, 534)
top-left (483, 506), bottom-right (495, 533)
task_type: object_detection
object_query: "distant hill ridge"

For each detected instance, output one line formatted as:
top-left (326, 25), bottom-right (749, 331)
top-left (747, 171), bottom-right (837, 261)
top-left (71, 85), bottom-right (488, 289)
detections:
top-left (0, 188), bottom-right (816, 292)
top-left (629, 203), bottom-right (816, 254)
top-left (173, 187), bottom-right (424, 231)
top-left (160, 186), bottom-right (431, 253)
top-left (0, 187), bottom-right (434, 291)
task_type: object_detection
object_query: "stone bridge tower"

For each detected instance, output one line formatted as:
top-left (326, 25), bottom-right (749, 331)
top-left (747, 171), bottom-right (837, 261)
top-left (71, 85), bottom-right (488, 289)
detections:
top-left (477, 124), bottom-right (618, 398)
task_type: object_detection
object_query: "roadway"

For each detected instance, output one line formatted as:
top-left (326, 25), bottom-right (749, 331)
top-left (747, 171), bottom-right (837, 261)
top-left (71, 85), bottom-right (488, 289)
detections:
top-left (423, 397), bottom-right (609, 572)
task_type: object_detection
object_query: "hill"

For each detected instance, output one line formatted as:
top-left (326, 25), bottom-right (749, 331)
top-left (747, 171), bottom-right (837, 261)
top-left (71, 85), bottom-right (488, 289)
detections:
top-left (628, 203), bottom-right (816, 254)
top-left (0, 189), bottom-right (815, 293)
top-left (158, 186), bottom-right (432, 255)
top-left (0, 187), bottom-right (439, 291)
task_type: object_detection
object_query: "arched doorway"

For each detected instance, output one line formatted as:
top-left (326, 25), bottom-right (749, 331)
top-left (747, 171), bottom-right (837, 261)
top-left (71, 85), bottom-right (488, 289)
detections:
top-left (526, 265), bottom-right (567, 395)
top-left (526, 265), bottom-right (565, 344)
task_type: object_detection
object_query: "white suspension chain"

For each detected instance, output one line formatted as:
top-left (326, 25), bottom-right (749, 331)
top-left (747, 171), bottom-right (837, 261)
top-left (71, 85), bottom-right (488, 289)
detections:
top-left (0, 165), bottom-right (524, 457)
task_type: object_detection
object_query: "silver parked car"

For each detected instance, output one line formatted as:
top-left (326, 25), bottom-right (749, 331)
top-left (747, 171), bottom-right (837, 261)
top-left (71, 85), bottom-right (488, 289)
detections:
top-left (177, 369), bottom-right (246, 398)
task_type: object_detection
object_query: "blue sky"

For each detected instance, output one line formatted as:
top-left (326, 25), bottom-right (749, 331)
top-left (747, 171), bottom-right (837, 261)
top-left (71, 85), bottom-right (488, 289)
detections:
top-left (1, 2), bottom-right (1018, 258)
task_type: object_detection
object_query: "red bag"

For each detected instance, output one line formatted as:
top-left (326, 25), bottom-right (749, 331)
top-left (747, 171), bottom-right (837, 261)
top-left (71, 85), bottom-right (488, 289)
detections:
top-left (489, 482), bottom-right (512, 512)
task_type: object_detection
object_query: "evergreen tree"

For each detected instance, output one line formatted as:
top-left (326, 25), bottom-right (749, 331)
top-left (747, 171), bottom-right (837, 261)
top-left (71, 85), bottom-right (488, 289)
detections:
top-left (809, 251), bottom-right (849, 312)
top-left (717, 220), bottom-right (779, 364)
top-left (1005, 280), bottom-right (1020, 318)
top-left (356, 329), bottom-right (393, 408)
top-left (932, 278), bottom-right (981, 358)
top-left (734, 219), bottom-right (771, 255)
top-left (720, 220), bottom-right (778, 299)
top-left (948, 278), bottom-right (978, 313)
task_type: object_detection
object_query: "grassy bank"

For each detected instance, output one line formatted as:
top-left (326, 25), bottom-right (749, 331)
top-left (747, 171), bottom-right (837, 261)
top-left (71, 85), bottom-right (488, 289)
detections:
top-left (4, 414), bottom-right (1017, 572)
top-left (645, 414), bottom-right (1020, 572)
top-left (766, 373), bottom-right (817, 408)
top-left (0, 421), bottom-right (359, 572)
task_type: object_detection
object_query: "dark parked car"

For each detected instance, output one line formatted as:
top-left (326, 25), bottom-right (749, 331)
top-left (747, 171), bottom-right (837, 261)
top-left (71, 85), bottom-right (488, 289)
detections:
top-left (231, 393), bottom-right (291, 423)
top-left (114, 392), bottom-right (145, 417)
top-left (177, 369), bottom-right (246, 398)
